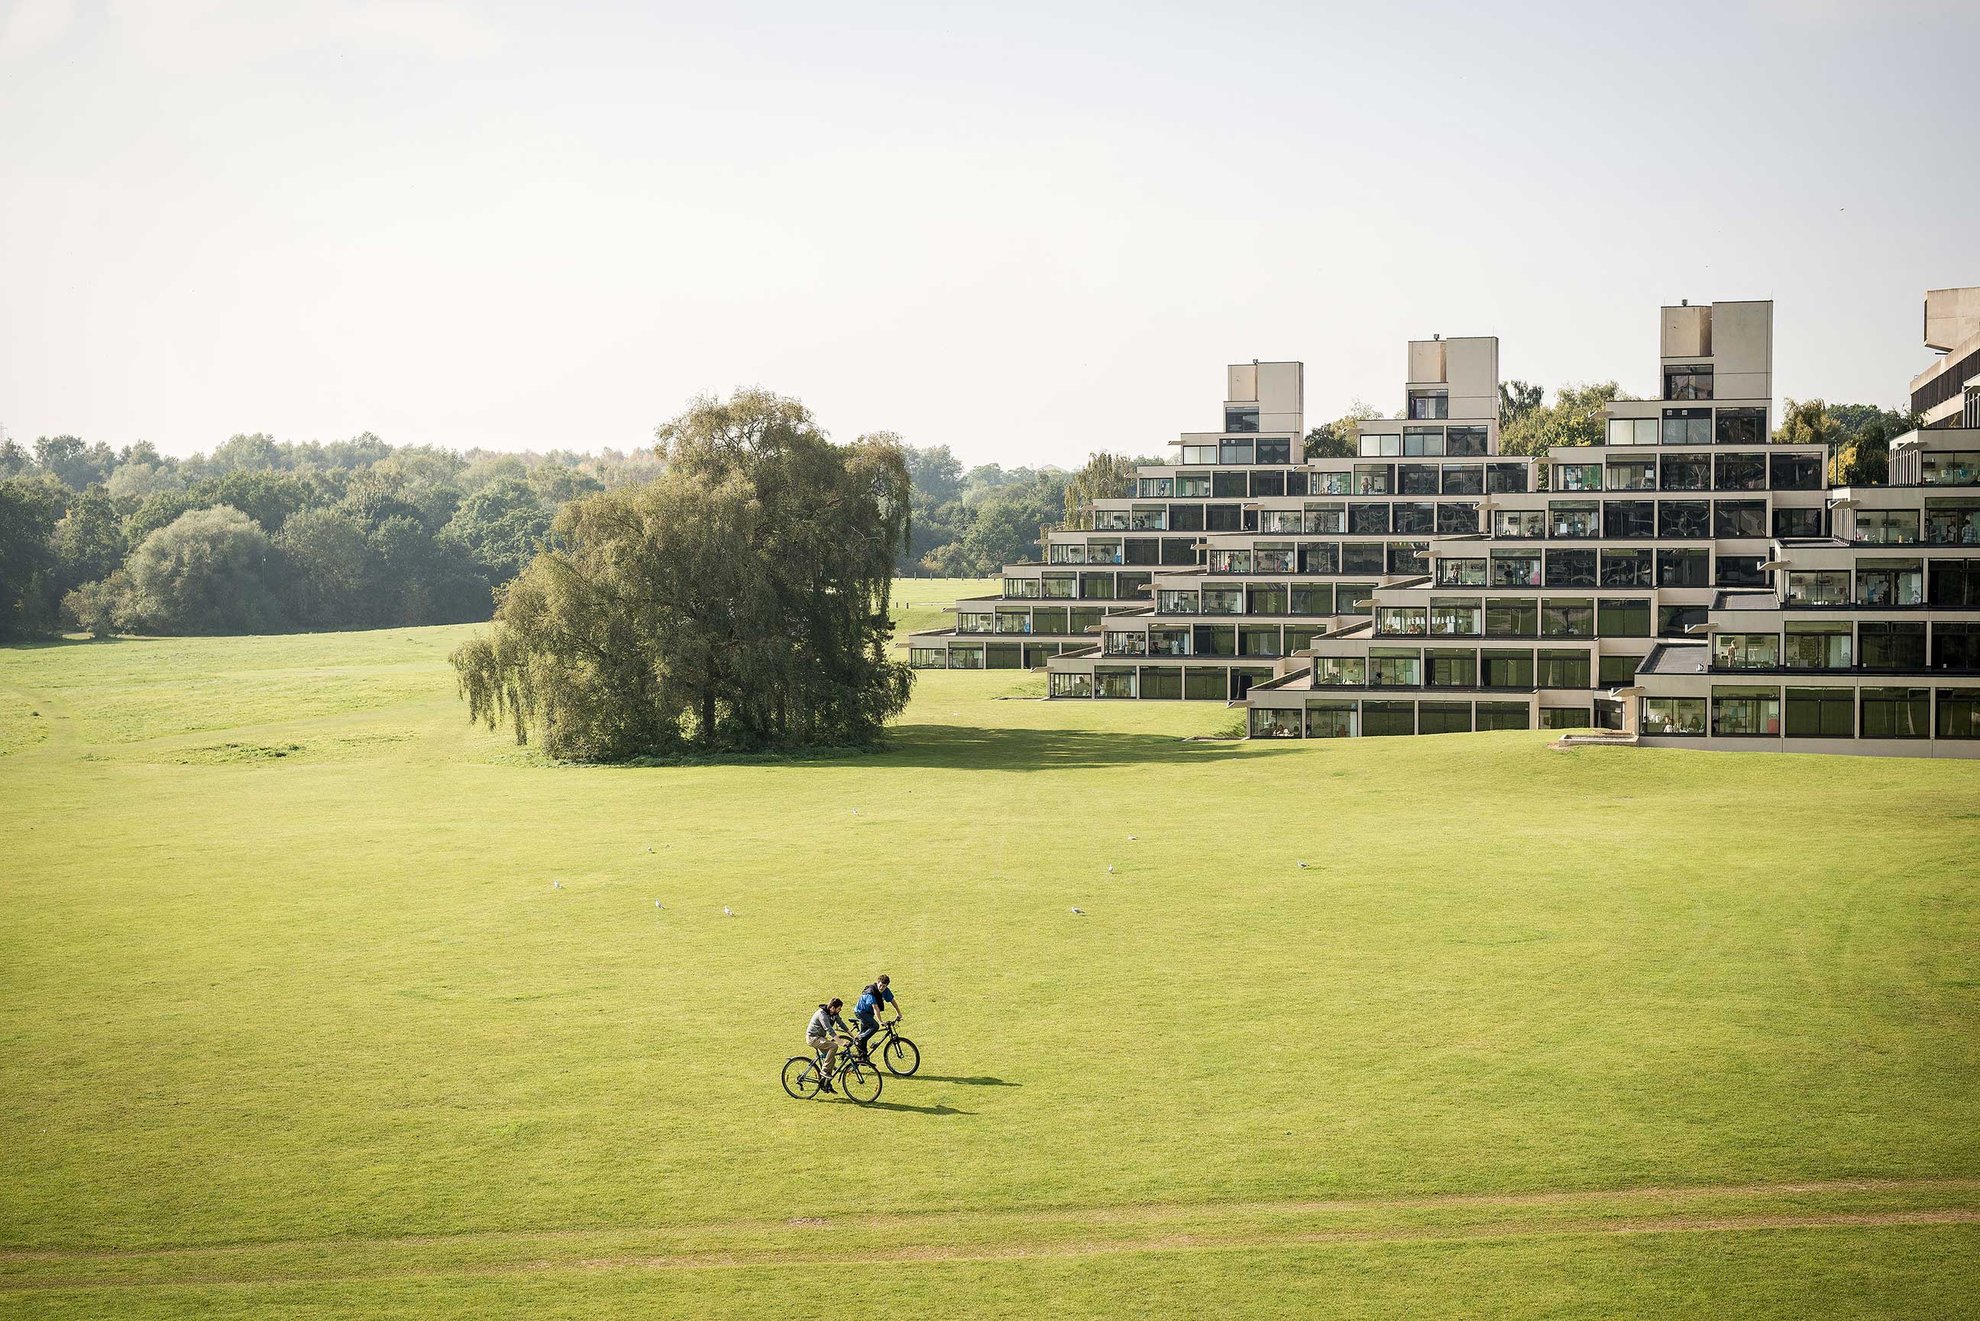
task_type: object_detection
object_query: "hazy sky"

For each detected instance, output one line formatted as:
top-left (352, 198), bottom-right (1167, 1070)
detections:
top-left (2, 1), bottom-right (1974, 467)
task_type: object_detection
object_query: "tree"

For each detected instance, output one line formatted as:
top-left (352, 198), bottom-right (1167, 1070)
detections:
top-left (1498, 382), bottom-right (1631, 458)
top-left (1499, 380), bottom-right (1543, 428)
top-left (1304, 402), bottom-right (1379, 460)
top-left (123, 506), bottom-right (285, 634)
top-left (276, 507), bottom-right (373, 629)
top-left (452, 389), bottom-right (912, 760)
top-left (34, 435), bottom-right (106, 490)
top-left (1774, 398), bottom-right (1842, 455)
top-left (51, 486), bottom-right (127, 593)
top-left (61, 571), bottom-right (135, 638)
top-left (1061, 452), bottom-right (1143, 531)
top-left (0, 476), bottom-right (62, 640)
top-left (441, 478), bottom-right (554, 582)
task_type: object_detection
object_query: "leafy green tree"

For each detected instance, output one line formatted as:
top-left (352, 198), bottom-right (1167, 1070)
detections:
top-left (34, 435), bottom-right (108, 489)
top-left (1304, 402), bottom-right (1379, 460)
top-left (1061, 452), bottom-right (1143, 531)
top-left (1498, 383), bottom-right (1631, 458)
top-left (0, 476), bottom-right (63, 640)
top-left (276, 507), bottom-right (373, 629)
top-left (441, 478), bottom-right (554, 582)
top-left (123, 506), bottom-right (285, 634)
top-left (51, 487), bottom-right (127, 593)
top-left (1499, 380), bottom-right (1543, 428)
top-left (61, 571), bottom-right (135, 638)
top-left (210, 432), bottom-right (284, 473)
top-left (452, 389), bottom-right (912, 759)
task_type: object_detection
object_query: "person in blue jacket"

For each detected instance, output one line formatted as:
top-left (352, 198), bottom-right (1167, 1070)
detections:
top-left (852, 975), bottom-right (898, 1062)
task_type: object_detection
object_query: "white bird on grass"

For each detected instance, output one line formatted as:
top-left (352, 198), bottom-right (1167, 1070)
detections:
top-left (1297, 861), bottom-right (1310, 870)
top-left (655, 900), bottom-right (664, 909)
top-left (1107, 864), bottom-right (1115, 874)
top-left (1127, 835), bottom-right (1137, 841)
top-left (723, 906), bottom-right (735, 917)
top-left (552, 880), bottom-right (562, 890)
top-left (1069, 907), bottom-right (1085, 916)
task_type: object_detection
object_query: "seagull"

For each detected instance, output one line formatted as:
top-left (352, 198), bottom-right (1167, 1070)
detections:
top-left (552, 880), bottom-right (562, 889)
top-left (1127, 835), bottom-right (1137, 841)
top-left (655, 900), bottom-right (664, 909)
top-left (1297, 861), bottom-right (1309, 869)
top-left (1107, 864), bottom-right (1115, 874)
top-left (1069, 907), bottom-right (1085, 915)
top-left (723, 906), bottom-right (735, 917)
top-left (645, 846), bottom-right (654, 853)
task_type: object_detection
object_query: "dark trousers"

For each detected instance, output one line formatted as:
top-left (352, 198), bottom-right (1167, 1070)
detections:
top-left (855, 1020), bottom-right (879, 1058)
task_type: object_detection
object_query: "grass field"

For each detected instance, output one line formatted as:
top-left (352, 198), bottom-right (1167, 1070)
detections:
top-left (2, 599), bottom-right (1978, 1318)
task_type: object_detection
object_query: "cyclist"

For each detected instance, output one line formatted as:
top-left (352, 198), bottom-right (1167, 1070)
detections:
top-left (875, 973), bottom-right (900, 1021)
top-left (852, 983), bottom-right (886, 1063)
top-left (806, 998), bottom-right (845, 1093)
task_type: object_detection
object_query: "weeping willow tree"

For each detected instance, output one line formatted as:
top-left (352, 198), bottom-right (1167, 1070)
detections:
top-left (451, 389), bottom-right (912, 761)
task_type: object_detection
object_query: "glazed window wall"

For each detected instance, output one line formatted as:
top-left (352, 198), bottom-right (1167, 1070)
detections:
top-left (1490, 552), bottom-right (1542, 588)
top-left (1419, 701), bottom-right (1473, 734)
top-left (1368, 649), bottom-right (1422, 687)
top-left (1643, 697), bottom-right (1706, 735)
top-left (1305, 702), bottom-right (1358, 737)
top-left (1607, 418), bottom-right (1660, 447)
top-left (1550, 502), bottom-right (1600, 537)
top-left (1932, 621), bottom-right (1980, 670)
top-left (1712, 687), bottom-right (1780, 735)
top-left (1936, 690), bottom-right (1980, 738)
top-left (1783, 623), bottom-right (1850, 669)
top-left (1785, 571), bottom-right (1850, 605)
top-left (1401, 464), bottom-right (1439, 495)
top-left (1556, 463), bottom-right (1602, 493)
top-left (1715, 633), bottom-right (1779, 670)
top-left (1600, 548), bottom-right (1653, 587)
top-left (1861, 688), bottom-right (1929, 738)
top-left (1660, 501), bottom-right (1710, 538)
top-left (1714, 501), bottom-right (1768, 538)
top-left (1860, 621), bottom-right (1926, 671)
top-left (1545, 548), bottom-right (1597, 588)
top-left (1426, 649), bottom-right (1477, 687)
top-left (1446, 427), bottom-right (1488, 456)
top-left (1361, 701), bottom-right (1416, 736)
top-left (1717, 555), bottom-right (1768, 588)
top-left (1714, 453), bottom-right (1767, 491)
top-left (1661, 455), bottom-right (1712, 491)
top-left (1394, 502), bottom-right (1435, 534)
top-left (1349, 503), bottom-right (1390, 534)
top-left (1607, 460), bottom-right (1656, 491)
top-left (1662, 408), bottom-right (1713, 445)
top-left (1390, 543), bottom-right (1429, 575)
top-left (1481, 649), bottom-right (1534, 687)
top-left (1487, 463), bottom-right (1529, 493)
top-left (1596, 599), bottom-right (1651, 636)
top-left (1342, 544), bottom-right (1385, 575)
top-left (1659, 605), bottom-right (1707, 636)
top-left (1858, 560), bottom-right (1924, 605)
top-left (1922, 452), bottom-right (1980, 485)
top-left (1604, 501), bottom-right (1656, 538)
top-left (1928, 559), bottom-right (1980, 606)
top-left (1439, 558), bottom-right (1487, 587)
top-left (1316, 656), bottom-right (1366, 686)
top-left (1476, 702), bottom-right (1532, 730)
top-left (1785, 688), bottom-right (1853, 738)
top-left (1537, 649), bottom-right (1590, 687)
top-left (1290, 584), bottom-right (1334, 614)
top-left (1717, 408), bottom-right (1766, 446)
top-left (1430, 598), bottom-right (1482, 635)
top-left (1436, 502), bottom-right (1478, 534)
top-left (1853, 509), bottom-right (1919, 544)
top-left (1494, 509), bottom-right (1546, 539)
top-left (1541, 600), bottom-right (1594, 638)
top-left (1486, 599), bottom-right (1540, 637)
top-left (1774, 507), bottom-right (1825, 538)
top-left (1770, 453), bottom-right (1824, 490)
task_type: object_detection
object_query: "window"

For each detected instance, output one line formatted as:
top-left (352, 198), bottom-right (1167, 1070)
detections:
top-left (1597, 599), bottom-right (1651, 636)
top-left (1660, 455), bottom-right (1712, 492)
top-left (1784, 688), bottom-right (1852, 737)
top-left (994, 610), bottom-right (1035, 635)
top-left (1426, 649), bottom-right (1478, 687)
top-left (1403, 427), bottom-right (1445, 457)
top-left (1348, 504), bottom-right (1390, 535)
top-left (1784, 622), bottom-right (1850, 669)
top-left (1600, 548), bottom-right (1653, 587)
top-left (1393, 502), bottom-right (1435, 534)
top-left (1494, 509), bottom-right (1546, 538)
top-left (1714, 453), bottom-right (1766, 491)
top-left (1662, 407), bottom-right (1713, 444)
top-left (1438, 558), bottom-right (1487, 587)
top-left (1604, 502), bottom-right (1656, 539)
top-left (909, 647), bottom-right (943, 669)
top-left (1487, 463), bottom-right (1529, 493)
top-left (1168, 503), bottom-right (1204, 532)
top-left (1929, 559), bottom-right (1980, 607)
top-left (1299, 542), bottom-right (1339, 574)
top-left (1418, 701), bottom-right (1472, 734)
top-left (1208, 549), bottom-right (1253, 574)
top-left (1659, 605), bottom-right (1707, 636)
top-left (1441, 464), bottom-right (1484, 496)
top-left (1924, 498), bottom-right (1980, 545)
top-left (1936, 689), bottom-right (1980, 739)
top-left (1715, 633), bottom-right (1778, 669)
top-left (1219, 439), bottom-right (1255, 465)
top-left (1032, 608), bottom-right (1069, 634)
top-left (1210, 471), bottom-right (1246, 499)
top-left (1369, 648), bottom-right (1421, 686)
top-left (1932, 621), bottom-right (1980, 670)
top-left (1224, 406), bottom-right (1259, 433)
top-left (1545, 548), bottom-right (1597, 587)
top-left (1550, 501), bottom-right (1600, 538)
top-left (1316, 656), bottom-right (1366, 686)
top-left (1359, 433), bottom-right (1401, 457)
top-left (1665, 364), bottom-right (1714, 401)
top-left (1430, 598), bottom-right (1482, 635)
top-left (1049, 671), bottom-right (1092, 697)
top-left (1042, 573), bottom-right (1077, 599)
top-left (1606, 417), bottom-right (1660, 447)
top-left (1246, 584), bottom-right (1289, 616)
top-left (1481, 649), bottom-right (1534, 687)
top-left (1389, 542), bottom-right (1428, 575)
top-left (1717, 555), bottom-right (1767, 588)
top-left (1201, 587), bottom-right (1242, 615)
top-left (1254, 543), bottom-right (1294, 573)
top-left (1774, 506), bottom-right (1825, 538)
top-left (1305, 702), bottom-right (1358, 737)
top-left (1715, 408), bottom-right (1764, 445)
top-left (1192, 624), bottom-right (1237, 657)
top-left (1137, 477), bottom-right (1175, 499)
top-left (1486, 598), bottom-right (1539, 637)
top-left (1541, 599), bottom-right (1594, 637)
top-left (1206, 503), bottom-right (1241, 532)
top-left (1540, 707), bottom-right (1590, 730)
top-left (1860, 688), bottom-right (1928, 738)
top-left (1446, 426), bottom-right (1488, 456)
top-left (1003, 576), bottom-right (1042, 599)
top-left (1337, 584), bottom-right (1375, 616)
top-left (1239, 626), bottom-right (1283, 657)
top-left (1248, 706), bottom-right (1299, 736)
top-left (1785, 571), bottom-right (1850, 605)
top-left (1660, 500), bottom-right (1710, 538)
top-left (1922, 452), bottom-right (1980, 486)
top-left (1555, 463), bottom-right (1602, 493)
top-left (1770, 452), bottom-right (1823, 490)
top-left (1341, 543), bottom-right (1385, 575)
top-left (1104, 630), bottom-right (1149, 656)
top-left (1408, 391), bottom-right (1448, 420)
top-left (1249, 470), bottom-right (1285, 498)
top-left (1290, 584), bottom-right (1334, 614)
top-left (957, 610), bottom-right (994, 634)
top-left (1857, 559), bottom-right (1923, 606)
top-left (1176, 472), bottom-right (1212, 497)
top-left (1599, 653), bottom-right (1639, 686)
top-left (1643, 697), bottom-right (1706, 735)
top-left (1711, 686), bottom-right (1780, 735)
top-left (1361, 701), bottom-right (1416, 736)
top-left (1853, 509), bottom-right (1919, 544)
top-left (1490, 551), bottom-right (1542, 587)
top-left (1714, 500), bottom-right (1768, 537)
top-left (1437, 502), bottom-right (1479, 535)
top-left (1400, 464), bottom-right (1439, 495)
top-left (1538, 649), bottom-right (1590, 687)
top-left (1181, 445), bottom-right (1217, 465)
top-left (1124, 538), bottom-right (1160, 566)
top-left (1256, 439), bottom-right (1292, 465)
top-left (1607, 461), bottom-right (1656, 492)
top-left (1314, 471), bottom-right (1352, 496)
top-left (1375, 607), bottom-right (1428, 636)
top-left (1183, 668), bottom-right (1226, 700)
top-left (1860, 621), bottom-right (1925, 671)
top-left (1139, 665), bottom-right (1183, 698)
top-left (1353, 464), bottom-right (1394, 495)
top-left (948, 645), bottom-right (985, 670)
top-left (1477, 702), bottom-right (1532, 730)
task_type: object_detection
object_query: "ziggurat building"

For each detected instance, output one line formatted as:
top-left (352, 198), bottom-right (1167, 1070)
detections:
top-left (907, 296), bottom-right (1980, 757)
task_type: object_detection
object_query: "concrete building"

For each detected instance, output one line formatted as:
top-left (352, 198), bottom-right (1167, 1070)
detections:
top-left (905, 296), bottom-right (1980, 757)
top-left (1913, 286), bottom-right (1980, 429)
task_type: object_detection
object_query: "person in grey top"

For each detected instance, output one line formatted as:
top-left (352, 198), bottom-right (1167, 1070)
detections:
top-left (806, 998), bottom-right (845, 1092)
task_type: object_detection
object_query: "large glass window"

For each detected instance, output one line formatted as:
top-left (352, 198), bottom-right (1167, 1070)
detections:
top-left (1714, 453), bottom-right (1767, 491)
top-left (1389, 542), bottom-right (1429, 575)
top-left (1205, 503), bottom-right (1242, 532)
top-left (1208, 549), bottom-right (1253, 575)
top-left (1606, 417), bottom-right (1660, 447)
top-left (1711, 686), bottom-right (1780, 735)
top-left (1400, 464), bottom-right (1439, 495)
top-left (1219, 439), bottom-right (1255, 465)
top-left (1299, 542), bottom-right (1339, 574)
top-left (1860, 621), bottom-right (1925, 671)
top-left (1643, 697), bottom-right (1706, 735)
top-left (1304, 502), bottom-right (1346, 534)
top-left (1784, 571), bottom-right (1850, 605)
top-left (1168, 503), bottom-right (1204, 532)
top-left (1537, 649), bottom-right (1591, 687)
top-left (1139, 665), bottom-right (1183, 698)
top-left (1041, 573), bottom-right (1076, 599)
top-left (1256, 439), bottom-right (1292, 465)
top-left (1361, 701), bottom-right (1415, 736)
top-left (1928, 559), bottom-right (1980, 607)
top-left (1176, 472), bottom-right (1212, 497)
top-left (1542, 599), bottom-right (1594, 637)
top-left (1248, 706), bottom-right (1299, 736)
top-left (1375, 607), bottom-right (1428, 637)
top-left (1358, 433), bottom-right (1401, 457)
top-left (1932, 621), bottom-right (1980, 671)
top-left (1936, 690), bottom-right (1980, 739)
top-left (1924, 498), bottom-right (1980, 545)
top-left (1341, 543), bottom-right (1385, 575)
top-left (1784, 622), bottom-right (1850, 669)
top-left (1717, 555), bottom-right (1768, 588)
top-left (1493, 509), bottom-right (1546, 538)
top-left (1201, 587), bottom-right (1242, 615)
top-left (1664, 365), bottom-right (1714, 401)
top-left (1857, 559), bottom-right (1923, 606)
top-left (1290, 584), bottom-right (1334, 615)
top-left (1487, 463), bottom-right (1529, 493)
top-left (1786, 688), bottom-right (1853, 738)
top-left (1549, 501), bottom-right (1600, 538)
top-left (1393, 502), bottom-right (1435, 534)
top-left (1598, 653), bottom-right (1639, 686)
top-left (1368, 648), bottom-right (1422, 687)
top-left (1715, 632), bottom-right (1779, 669)
top-left (1770, 452), bottom-right (1823, 490)
top-left (1853, 509), bottom-right (1919, 544)
top-left (1305, 701), bottom-right (1358, 737)
top-left (1490, 550), bottom-right (1542, 587)
top-left (1605, 501), bottom-right (1656, 538)
top-left (1049, 671), bottom-right (1092, 697)
top-left (1430, 597), bottom-right (1482, 636)
top-left (1659, 500), bottom-right (1710, 538)
top-left (1403, 427), bottom-right (1445, 457)
top-left (1773, 506), bottom-right (1825, 538)
top-left (1481, 649), bottom-right (1534, 686)
top-left (1861, 688), bottom-right (1929, 738)
top-left (1486, 598), bottom-right (1539, 637)
top-left (1437, 502), bottom-right (1479, 535)
top-left (1212, 471), bottom-right (1247, 498)
top-left (1597, 599), bottom-right (1651, 636)
top-left (1249, 470), bottom-right (1285, 498)
top-left (1353, 464), bottom-right (1394, 495)
top-left (1418, 701), bottom-right (1472, 733)
top-left (1337, 584), bottom-right (1375, 616)
top-left (1181, 445), bottom-right (1217, 465)
top-left (1476, 701), bottom-right (1532, 730)
top-left (1408, 391), bottom-right (1448, 420)
top-left (1246, 584), bottom-right (1289, 615)
top-left (1239, 626), bottom-right (1283, 657)
top-left (1446, 426), bottom-right (1488, 456)
top-left (1441, 464), bottom-right (1484, 496)
top-left (1659, 604), bottom-right (1707, 636)
top-left (1545, 548), bottom-right (1598, 588)
top-left (1426, 649), bottom-right (1477, 687)
top-left (1660, 456), bottom-right (1712, 493)
top-left (1192, 624), bottom-right (1236, 656)
top-left (1540, 707), bottom-right (1590, 730)
top-left (1315, 656), bottom-right (1365, 686)
top-left (1600, 548), bottom-right (1653, 587)
top-left (1439, 557), bottom-right (1488, 587)
top-left (1662, 407), bottom-right (1713, 444)
top-left (1715, 407), bottom-right (1765, 445)
top-left (1348, 503), bottom-right (1390, 535)
top-left (1714, 500), bottom-right (1768, 537)
top-left (1922, 452), bottom-right (1980, 486)
top-left (1606, 460), bottom-right (1656, 491)
top-left (1225, 406), bottom-right (1259, 433)
top-left (1555, 463), bottom-right (1602, 493)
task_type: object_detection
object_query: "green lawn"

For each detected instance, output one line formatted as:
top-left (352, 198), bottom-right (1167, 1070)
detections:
top-left (1, 618), bottom-right (1976, 1318)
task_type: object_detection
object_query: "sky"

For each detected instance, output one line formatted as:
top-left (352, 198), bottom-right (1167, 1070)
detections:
top-left (1, 0), bottom-right (1974, 468)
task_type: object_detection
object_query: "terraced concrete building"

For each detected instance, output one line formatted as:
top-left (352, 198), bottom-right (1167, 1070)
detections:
top-left (906, 296), bottom-right (1980, 756)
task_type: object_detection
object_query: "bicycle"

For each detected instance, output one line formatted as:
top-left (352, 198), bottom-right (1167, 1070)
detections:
top-left (863, 1017), bottom-right (920, 1076)
top-left (782, 1030), bottom-right (883, 1104)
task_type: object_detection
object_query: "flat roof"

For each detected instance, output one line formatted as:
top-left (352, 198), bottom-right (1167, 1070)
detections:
top-left (1640, 643), bottom-right (1710, 676)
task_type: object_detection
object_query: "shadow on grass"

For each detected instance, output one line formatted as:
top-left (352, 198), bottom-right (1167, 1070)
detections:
top-left (876, 724), bottom-right (1281, 771)
top-left (840, 1098), bottom-right (975, 1116)
top-left (900, 1074), bottom-right (1019, 1087)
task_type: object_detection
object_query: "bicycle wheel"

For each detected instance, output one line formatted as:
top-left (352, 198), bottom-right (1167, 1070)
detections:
top-left (782, 1057), bottom-right (823, 1100)
top-left (837, 1059), bottom-right (883, 1105)
top-left (882, 1035), bottom-right (920, 1077)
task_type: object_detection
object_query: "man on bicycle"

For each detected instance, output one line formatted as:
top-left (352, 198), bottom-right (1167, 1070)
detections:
top-left (852, 982), bottom-right (889, 1063)
top-left (806, 998), bottom-right (845, 1093)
